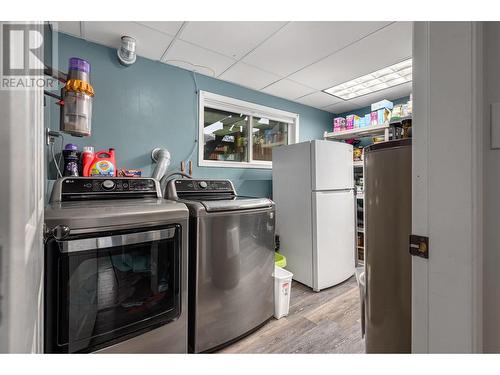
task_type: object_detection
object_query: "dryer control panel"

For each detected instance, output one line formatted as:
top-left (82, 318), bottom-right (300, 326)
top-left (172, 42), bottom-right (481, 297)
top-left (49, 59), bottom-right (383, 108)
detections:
top-left (173, 179), bottom-right (234, 194)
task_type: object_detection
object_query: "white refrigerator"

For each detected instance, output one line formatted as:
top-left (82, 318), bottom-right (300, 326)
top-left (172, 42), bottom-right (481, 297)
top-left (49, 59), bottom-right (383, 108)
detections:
top-left (272, 140), bottom-right (355, 291)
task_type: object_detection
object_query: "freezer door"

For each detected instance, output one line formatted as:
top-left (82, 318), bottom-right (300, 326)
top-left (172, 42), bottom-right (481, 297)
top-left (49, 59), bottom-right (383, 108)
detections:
top-left (311, 140), bottom-right (354, 191)
top-left (312, 190), bottom-right (356, 291)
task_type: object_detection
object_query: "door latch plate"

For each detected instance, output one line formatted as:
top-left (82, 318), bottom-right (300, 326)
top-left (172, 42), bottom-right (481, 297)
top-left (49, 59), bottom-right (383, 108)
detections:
top-left (409, 234), bottom-right (429, 259)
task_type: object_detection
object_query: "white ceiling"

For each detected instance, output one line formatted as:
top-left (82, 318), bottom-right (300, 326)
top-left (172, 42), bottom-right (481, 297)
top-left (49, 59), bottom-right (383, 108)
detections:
top-left (51, 21), bottom-right (412, 114)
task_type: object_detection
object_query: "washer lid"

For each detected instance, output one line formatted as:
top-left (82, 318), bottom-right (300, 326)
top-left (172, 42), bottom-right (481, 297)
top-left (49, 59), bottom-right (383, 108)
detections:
top-left (194, 196), bottom-right (274, 212)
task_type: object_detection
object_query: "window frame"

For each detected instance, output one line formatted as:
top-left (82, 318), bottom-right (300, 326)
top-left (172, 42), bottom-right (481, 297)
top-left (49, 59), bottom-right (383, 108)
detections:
top-left (198, 91), bottom-right (299, 169)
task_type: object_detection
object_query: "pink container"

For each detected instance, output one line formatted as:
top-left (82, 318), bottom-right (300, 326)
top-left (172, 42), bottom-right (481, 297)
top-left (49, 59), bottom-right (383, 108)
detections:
top-left (346, 115), bottom-right (355, 130)
top-left (370, 111), bottom-right (378, 126)
top-left (333, 117), bottom-right (345, 132)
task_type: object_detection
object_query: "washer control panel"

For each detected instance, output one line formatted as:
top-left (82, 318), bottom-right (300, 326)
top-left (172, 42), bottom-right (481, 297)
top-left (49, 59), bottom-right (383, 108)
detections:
top-left (172, 179), bottom-right (234, 194)
top-left (55, 177), bottom-right (159, 202)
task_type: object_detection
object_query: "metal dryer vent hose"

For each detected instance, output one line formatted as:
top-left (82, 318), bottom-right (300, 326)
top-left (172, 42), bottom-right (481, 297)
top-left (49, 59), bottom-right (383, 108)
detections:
top-left (151, 148), bottom-right (171, 181)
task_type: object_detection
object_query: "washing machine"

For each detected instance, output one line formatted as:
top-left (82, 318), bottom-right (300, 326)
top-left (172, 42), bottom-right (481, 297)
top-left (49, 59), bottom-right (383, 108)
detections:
top-left (165, 178), bottom-right (275, 353)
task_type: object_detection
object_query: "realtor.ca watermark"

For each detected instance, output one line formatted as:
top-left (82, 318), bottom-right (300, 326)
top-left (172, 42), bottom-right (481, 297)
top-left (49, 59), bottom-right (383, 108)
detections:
top-left (1, 22), bottom-right (58, 90)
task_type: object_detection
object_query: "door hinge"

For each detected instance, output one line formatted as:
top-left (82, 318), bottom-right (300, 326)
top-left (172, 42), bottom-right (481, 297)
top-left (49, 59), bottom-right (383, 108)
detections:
top-left (409, 234), bottom-right (429, 259)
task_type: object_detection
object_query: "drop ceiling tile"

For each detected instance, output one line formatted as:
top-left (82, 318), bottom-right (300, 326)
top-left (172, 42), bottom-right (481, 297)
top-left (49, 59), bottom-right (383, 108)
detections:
top-left (219, 62), bottom-right (282, 90)
top-left (295, 91), bottom-right (342, 109)
top-left (243, 21), bottom-right (391, 77)
top-left (136, 21), bottom-right (184, 36)
top-left (289, 22), bottom-right (413, 90)
top-left (83, 21), bottom-right (174, 61)
top-left (51, 21), bottom-right (81, 37)
top-left (180, 21), bottom-right (287, 59)
top-left (323, 100), bottom-right (362, 114)
top-left (349, 82), bottom-right (412, 108)
top-left (261, 79), bottom-right (316, 100)
top-left (162, 39), bottom-right (235, 77)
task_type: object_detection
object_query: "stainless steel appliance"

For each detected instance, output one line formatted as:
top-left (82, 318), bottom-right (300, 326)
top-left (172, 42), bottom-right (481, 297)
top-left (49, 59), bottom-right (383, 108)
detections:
top-left (363, 139), bottom-right (412, 353)
top-left (165, 178), bottom-right (275, 353)
top-left (44, 177), bottom-right (189, 353)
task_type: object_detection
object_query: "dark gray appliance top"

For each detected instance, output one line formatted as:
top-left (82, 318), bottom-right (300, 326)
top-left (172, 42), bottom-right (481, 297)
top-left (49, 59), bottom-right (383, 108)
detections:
top-left (364, 138), bottom-right (412, 153)
top-left (165, 178), bottom-right (274, 214)
top-left (45, 198), bottom-right (189, 234)
top-left (49, 177), bottom-right (162, 203)
top-left (46, 177), bottom-right (188, 235)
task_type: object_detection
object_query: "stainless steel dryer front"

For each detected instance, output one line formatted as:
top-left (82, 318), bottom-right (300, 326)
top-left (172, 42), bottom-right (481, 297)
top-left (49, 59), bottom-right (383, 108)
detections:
top-left (166, 179), bottom-right (275, 353)
top-left (44, 177), bottom-right (189, 354)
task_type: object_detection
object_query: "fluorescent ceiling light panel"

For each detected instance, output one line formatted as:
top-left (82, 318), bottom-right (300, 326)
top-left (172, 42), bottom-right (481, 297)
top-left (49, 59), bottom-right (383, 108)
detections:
top-left (323, 58), bottom-right (412, 100)
top-left (204, 121), bottom-right (224, 134)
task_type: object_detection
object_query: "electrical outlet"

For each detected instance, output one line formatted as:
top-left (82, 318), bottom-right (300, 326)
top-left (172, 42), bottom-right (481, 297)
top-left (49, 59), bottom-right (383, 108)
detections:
top-left (46, 128), bottom-right (61, 145)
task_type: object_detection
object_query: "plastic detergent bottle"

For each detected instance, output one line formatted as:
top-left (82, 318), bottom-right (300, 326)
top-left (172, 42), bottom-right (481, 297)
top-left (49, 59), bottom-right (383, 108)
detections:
top-left (89, 148), bottom-right (116, 177)
top-left (81, 146), bottom-right (94, 177)
top-left (63, 144), bottom-right (80, 177)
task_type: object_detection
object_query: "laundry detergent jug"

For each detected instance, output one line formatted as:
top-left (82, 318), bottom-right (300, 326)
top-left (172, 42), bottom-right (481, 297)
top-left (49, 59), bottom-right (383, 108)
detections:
top-left (89, 148), bottom-right (116, 177)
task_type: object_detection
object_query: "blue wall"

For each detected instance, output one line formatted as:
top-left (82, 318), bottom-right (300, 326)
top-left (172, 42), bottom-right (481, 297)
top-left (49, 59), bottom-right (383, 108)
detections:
top-left (46, 33), bottom-right (333, 198)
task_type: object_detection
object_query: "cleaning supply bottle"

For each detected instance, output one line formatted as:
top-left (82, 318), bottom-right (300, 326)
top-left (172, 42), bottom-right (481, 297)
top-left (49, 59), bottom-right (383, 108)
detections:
top-left (62, 144), bottom-right (80, 177)
top-left (89, 148), bottom-right (116, 177)
top-left (81, 146), bottom-right (94, 177)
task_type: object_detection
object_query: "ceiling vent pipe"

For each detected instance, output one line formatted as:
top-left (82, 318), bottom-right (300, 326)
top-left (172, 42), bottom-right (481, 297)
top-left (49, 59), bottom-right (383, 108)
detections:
top-left (117, 36), bottom-right (137, 66)
top-left (151, 148), bottom-right (171, 181)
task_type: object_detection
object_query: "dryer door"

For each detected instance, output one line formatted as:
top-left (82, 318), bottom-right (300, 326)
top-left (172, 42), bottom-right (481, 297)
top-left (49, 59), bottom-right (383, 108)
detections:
top-left (45, 225), bottom-right (182, 353)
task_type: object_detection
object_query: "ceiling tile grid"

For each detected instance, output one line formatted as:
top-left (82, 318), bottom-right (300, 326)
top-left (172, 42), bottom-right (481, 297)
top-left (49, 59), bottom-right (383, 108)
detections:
top-left (83, 21), bottom-right (175, 61)
top-left (51, 21), bottom-right (412, 114)
top-left (295, 91), bottom-right (343, 108)
top-left (178, 21), bottom-right (287, 60)
top-left (288, 21), bottom-right (413, 90)
top-left (218, 62), bottom-right (282, 90)
top-left (162, 39), bottom-right (236, 77)
top-left (261, 79), bottom-right (316, 101)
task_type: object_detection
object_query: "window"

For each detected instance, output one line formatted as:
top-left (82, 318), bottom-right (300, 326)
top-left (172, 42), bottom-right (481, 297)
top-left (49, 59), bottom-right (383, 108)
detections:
top-left (199, 91), bottom-right (299, 168)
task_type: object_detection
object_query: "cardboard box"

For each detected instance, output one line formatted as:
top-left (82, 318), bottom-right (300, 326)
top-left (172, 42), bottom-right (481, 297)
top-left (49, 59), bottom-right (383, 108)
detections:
top-left (363, 114), bottom-right (371, 128)
top-left (377, 108), bottom-right (392, 125)
top-left (333, 117), bottom-right (346, 132)
top-left (346, 115), bottom-right (360, 130)
top-left (371, 99), bottom-right (394, 111)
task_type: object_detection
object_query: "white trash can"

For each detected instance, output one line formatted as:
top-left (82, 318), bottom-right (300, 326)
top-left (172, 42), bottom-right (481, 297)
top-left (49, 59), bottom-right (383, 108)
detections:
top-left (273, 266), bottom-right (293, 319)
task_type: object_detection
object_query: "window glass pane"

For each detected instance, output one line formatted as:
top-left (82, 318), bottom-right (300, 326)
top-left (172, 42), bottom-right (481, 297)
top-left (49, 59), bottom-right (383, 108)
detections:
top-left (252, 117), bottom-right (289, 161)
top-left (203, 107), bottom-right (248, 162)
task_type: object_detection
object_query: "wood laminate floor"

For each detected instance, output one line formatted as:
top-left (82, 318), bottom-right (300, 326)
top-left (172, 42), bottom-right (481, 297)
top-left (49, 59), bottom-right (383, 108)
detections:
top-left (218, 276), bottom-right (365, 354)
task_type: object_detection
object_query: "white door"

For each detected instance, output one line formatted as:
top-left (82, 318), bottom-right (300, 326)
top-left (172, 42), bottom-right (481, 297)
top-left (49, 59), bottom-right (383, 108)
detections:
top-left (311, 141), bottom-right (354, 191)
top-left (0, 22), bottom-right (45, 353)
top-left (412, 22), bottom-right (483, 353)
top-left (312, 190), bottom-right (356, 291)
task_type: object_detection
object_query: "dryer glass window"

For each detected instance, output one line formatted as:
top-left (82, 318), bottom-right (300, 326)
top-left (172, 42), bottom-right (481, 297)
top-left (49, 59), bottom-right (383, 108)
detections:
top-left (45, 225), bottom-right (181, 353)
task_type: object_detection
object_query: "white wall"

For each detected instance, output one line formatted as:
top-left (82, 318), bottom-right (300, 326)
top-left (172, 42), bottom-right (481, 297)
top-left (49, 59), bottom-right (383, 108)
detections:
top-left (0, 22), bottom-right (45, 353)
top-left (483, 22), bottom-right (500, 353)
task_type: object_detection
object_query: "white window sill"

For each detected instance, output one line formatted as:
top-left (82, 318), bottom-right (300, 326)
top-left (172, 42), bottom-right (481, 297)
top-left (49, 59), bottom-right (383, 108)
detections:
top-left (199, 160), bottom-right (272, 169)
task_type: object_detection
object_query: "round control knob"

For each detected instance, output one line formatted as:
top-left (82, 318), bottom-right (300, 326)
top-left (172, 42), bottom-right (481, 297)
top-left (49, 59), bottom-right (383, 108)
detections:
top-left (199, 181), bottom-right (208, 189)
top-left (102, 179), bottom-right (115, 190)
